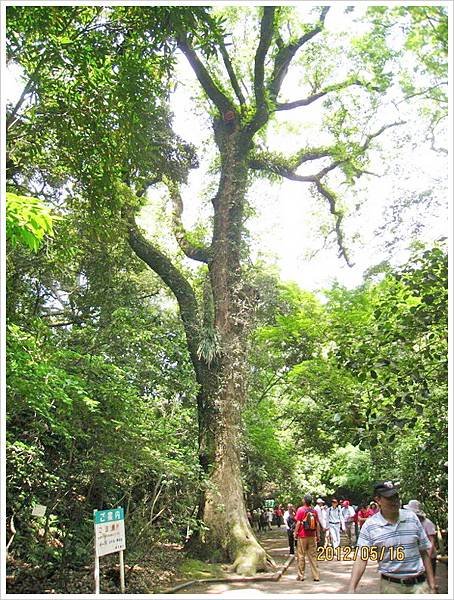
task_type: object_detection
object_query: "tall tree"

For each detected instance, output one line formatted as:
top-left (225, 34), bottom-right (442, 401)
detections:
top-left (6, 5), bottom-right (447, 574)
top-left (124, 6), bottom-right (446, 572)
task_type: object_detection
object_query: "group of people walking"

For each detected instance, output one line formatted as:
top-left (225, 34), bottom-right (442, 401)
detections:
top-left (282, 496), bottom-right (377, 553)
top-left (247, 504), bottom-right (285, 532)
top-left (253, 481), bottom-right (439, 594)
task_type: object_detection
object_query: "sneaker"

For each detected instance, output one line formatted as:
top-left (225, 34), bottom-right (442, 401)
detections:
top-left (296, 576), bottom-right (304, 581)
top-left (313, 579), bottom-right (320, 582)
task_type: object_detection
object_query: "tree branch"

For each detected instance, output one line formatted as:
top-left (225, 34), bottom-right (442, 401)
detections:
top-left (166, 179), bottom-right (211, 263)
top-left (6, 516), bottom-right (16, 555)
top-left (313, 178), bottom-right (353, 267)
top-left (361, 120), bottom-right (406, 151)
top-left (249, 152), bottom-right (352, 265)
top-left (250, 121), bottom-right (405, 184)
top-left (255, 373), bottom-right (288, 404)
top-left (127, 215), bottom-right (202, 367)
top-left (310, 121), bottom-right (406, 179)
top-left (249, 148), bottom-right (329, 181)
top-left (219, 41), bottom-right (246, 106)
top-left (6, 73), bottom-right (41, 133)
top-left (275, 78), bottom-right (375, 111)
top-left (397, 81), bottom-right (447, 105)
top-left (177, 35), bottom-right (233, 114)
top-left (244, 7), bottom-right (277, 135)
top-left (285, 147), bottom-right (332, 170)
top-left (267, 7), bottom-right (329, 103)
top-left (254, 8), bottom-right (276, 112)
top-left (428, 115), bottom-right (448, 155)
top-left (248, 120), bottom-right (406, 268)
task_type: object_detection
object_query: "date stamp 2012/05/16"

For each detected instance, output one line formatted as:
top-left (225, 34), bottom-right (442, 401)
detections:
top-left (317, 545), bottom-right (406, 562)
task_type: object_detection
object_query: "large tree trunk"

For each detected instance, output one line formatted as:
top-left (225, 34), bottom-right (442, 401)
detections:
top-left (127, 111), bottom-right (268, 575)
top-left (201, 356), bottom-right (268, 575)
top-left (196, 124), bottom-right (268, 575)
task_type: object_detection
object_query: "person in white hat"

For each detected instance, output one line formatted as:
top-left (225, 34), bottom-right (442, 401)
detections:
top-left (403, 499), bottom-right (438, 574)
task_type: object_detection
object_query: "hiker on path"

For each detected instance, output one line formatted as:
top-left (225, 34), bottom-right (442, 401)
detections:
top-left (274, 505), bottom-right (284, 527)
top-left (327, 498), bottom-right (345, 548)
top-left (369, 501), bottom-right (379, 515)
top-left (348, 480), bottom-right (437, 594)
top-left (256, 508), bottom-right (265, 531)
top-left (247, 509), bottom-right (253, 528)
top-left (404, 499), bottom-right (438, 575)
top-left (314, 498), bottom-right (327, 547)
top-left (342, 500), bottom-right (356, 545)
top-left (283, 504), bottom-right (296, 555)
top-left (267, 508), bottom-right (273, 530)
top-left (294, 494), bottom-right (320, 582)
top-left (353, 505), bottom-right (359, 542)
top-left (259, 508), bottom-right (268, 531)
top-left (357, 502), bottom-right (373, 529)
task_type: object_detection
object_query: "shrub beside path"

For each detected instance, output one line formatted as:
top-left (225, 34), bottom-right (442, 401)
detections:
top-left (175, 526), bottom-right (448, 595)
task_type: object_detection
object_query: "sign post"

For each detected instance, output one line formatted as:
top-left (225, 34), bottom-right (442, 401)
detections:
top-left (119, 549), bottom-right (125, 593)
top-left (93, 507), bottom-right (126, 594)
top-left (94, 552), bottom-right (100, 595)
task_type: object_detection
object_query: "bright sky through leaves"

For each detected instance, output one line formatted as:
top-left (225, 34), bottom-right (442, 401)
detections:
top-left (5, 3), bottom-right (448, 292)
top-left (166, 3), bottom-right (448, 291)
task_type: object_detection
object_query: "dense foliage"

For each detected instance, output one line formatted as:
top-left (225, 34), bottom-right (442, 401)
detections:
top-left (244, 245), bottom-right (447, 520)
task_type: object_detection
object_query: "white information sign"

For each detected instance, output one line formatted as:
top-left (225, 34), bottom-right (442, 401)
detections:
top-left (94, 508), bottom-right (126, 557)
top-left (31, 504), bottom-right (47, 517)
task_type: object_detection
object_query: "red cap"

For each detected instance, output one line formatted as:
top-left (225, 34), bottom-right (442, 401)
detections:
top-left (342, 500), bottom-right (350, 507)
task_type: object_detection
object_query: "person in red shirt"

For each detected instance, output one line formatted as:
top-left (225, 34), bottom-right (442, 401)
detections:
top-left (293, 494), bottom-right (320, 582)
top-left (357, 503), bottom-right (373, 528)
top-left (274, 505), bottom-right (283, 527)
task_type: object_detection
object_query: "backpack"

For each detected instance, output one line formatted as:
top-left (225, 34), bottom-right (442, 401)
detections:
top-left (302, 508), bottom-right (317, 531)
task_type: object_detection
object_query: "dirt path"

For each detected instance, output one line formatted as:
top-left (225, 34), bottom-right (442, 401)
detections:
top-left (176, 527), bottom-right (448, 595)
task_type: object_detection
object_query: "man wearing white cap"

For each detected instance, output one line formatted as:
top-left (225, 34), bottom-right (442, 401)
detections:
top-left (404, 499), bottom-right (438, 575)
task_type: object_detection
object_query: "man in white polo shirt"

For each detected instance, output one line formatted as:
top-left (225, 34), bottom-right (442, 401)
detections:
top-left (314, 498), bottom-right (327, 547)
top-left (347, 480), bottom-right (437, 594)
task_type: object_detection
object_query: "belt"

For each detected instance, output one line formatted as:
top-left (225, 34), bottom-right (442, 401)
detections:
top-left (381, 573), bottom-right (426, 586)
